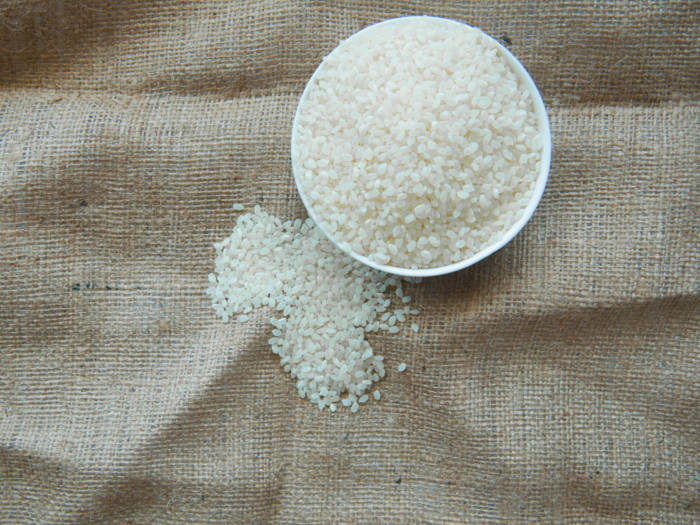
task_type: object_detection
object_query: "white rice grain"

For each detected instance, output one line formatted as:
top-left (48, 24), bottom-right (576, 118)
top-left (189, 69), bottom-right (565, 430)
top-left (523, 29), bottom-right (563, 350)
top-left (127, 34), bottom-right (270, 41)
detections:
top-left (206, 209), bottom-right (421, 412)
top-left (293, 17), bottom-right (542, 269)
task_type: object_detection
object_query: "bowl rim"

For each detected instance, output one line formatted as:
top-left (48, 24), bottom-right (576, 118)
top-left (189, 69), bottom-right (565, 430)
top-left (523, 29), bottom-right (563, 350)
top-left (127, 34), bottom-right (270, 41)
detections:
top-left (291, 15), bottom-right (552, 277)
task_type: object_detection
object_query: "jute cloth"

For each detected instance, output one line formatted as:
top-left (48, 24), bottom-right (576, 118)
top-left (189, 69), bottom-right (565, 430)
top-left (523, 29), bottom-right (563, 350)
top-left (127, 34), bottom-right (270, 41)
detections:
top-left (1, 1), bottom-right (698, 523)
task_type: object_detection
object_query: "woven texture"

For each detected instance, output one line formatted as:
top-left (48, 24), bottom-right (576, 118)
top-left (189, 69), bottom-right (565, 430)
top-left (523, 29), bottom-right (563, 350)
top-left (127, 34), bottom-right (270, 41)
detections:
top-left (1, 1), bottom-right (698, 523)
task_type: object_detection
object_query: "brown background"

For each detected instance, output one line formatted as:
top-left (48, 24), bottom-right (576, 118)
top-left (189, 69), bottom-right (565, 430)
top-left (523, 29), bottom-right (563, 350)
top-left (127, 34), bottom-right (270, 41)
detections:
top-left (1, 1), bottom-right (698, 523)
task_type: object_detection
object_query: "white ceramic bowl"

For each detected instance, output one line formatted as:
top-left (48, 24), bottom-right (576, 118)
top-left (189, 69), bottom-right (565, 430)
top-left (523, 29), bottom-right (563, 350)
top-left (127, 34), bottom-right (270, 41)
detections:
top-left (291, 16), bottom-right (552, 277)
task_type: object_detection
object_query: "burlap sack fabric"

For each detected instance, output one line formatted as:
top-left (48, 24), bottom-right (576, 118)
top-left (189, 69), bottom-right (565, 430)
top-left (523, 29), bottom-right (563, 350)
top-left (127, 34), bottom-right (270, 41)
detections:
top-left (1, 1), bottom-right (698, 523)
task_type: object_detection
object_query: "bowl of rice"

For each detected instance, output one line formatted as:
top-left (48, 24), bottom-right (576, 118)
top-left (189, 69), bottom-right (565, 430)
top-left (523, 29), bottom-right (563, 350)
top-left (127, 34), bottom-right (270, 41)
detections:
top-left (291, 15), bottom-right (551, 277)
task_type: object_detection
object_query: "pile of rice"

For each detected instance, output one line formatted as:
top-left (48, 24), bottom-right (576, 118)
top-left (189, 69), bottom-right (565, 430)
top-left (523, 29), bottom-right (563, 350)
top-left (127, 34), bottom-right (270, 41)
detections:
top-left (206, 206), bottom-right (420, 412)
top-left (293, 16), bottom-right (544, 269)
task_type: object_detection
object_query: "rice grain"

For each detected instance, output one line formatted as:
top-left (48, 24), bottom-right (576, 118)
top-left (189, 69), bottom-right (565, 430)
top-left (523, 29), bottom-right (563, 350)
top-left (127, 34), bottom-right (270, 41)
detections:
top-left (294, 17), bottom-right (542, 269)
